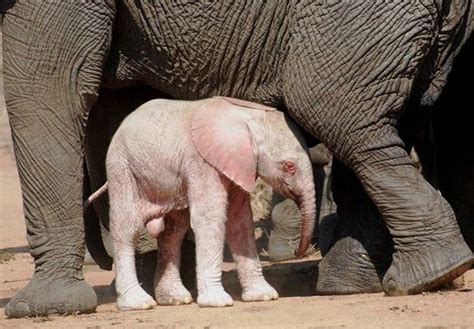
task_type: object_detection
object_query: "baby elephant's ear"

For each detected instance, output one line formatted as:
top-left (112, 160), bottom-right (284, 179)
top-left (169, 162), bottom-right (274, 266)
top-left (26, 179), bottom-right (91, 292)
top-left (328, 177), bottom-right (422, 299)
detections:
top-left (191, 97), bottom-right (258, 193)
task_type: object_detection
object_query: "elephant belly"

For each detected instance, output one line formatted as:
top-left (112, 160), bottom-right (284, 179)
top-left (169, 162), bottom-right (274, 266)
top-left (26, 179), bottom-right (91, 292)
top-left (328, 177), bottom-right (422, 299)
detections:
top-left (101, 1), bottom-right (286, 106)
top-left (138, 176), bottom-right (189, 214)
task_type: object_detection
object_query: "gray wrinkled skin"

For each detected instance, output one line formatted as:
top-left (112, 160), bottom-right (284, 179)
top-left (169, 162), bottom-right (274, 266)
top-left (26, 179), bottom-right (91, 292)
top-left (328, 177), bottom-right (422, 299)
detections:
top-left (2, 0), bottom-right (474, 317)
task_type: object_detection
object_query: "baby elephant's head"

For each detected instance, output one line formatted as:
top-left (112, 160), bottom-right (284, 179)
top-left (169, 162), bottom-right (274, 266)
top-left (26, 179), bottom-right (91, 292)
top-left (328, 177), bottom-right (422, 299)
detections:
top-left (192, 97), bottom-right (316, 257)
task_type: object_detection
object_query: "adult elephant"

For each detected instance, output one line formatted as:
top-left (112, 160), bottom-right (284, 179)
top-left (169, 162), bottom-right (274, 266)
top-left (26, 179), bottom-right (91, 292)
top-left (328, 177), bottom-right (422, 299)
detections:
top-left (1, 0), bottom-right (473, 317)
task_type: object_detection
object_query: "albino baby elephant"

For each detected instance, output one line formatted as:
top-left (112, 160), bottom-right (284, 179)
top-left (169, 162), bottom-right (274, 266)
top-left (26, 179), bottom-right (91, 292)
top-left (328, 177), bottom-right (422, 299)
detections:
top-left (97, 97), bottom-right (316, 310)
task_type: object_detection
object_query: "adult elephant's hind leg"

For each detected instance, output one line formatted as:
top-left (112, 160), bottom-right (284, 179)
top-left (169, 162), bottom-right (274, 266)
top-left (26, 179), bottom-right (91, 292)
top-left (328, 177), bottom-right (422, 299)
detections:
top-left (318, 126), bottom-right (472, 296)
top-left (347, 128), bottom-right (473, 295)
top-left (3, 2), bottom-right (115, 318)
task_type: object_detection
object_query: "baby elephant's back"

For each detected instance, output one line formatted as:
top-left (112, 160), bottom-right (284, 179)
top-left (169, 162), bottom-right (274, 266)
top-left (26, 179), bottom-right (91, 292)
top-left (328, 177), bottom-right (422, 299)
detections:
top-left (108, 99), bottom-right (201, 172)
top-left (124, 98), bottom-right (194, 140)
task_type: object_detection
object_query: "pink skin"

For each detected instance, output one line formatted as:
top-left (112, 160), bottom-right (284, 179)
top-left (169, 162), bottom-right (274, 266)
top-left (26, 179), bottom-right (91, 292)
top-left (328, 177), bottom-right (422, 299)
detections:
top-left (145, 218), bottom-right (165, 238)
top-left (154, 210), bottom-right (192, 305)
top-left (105, 97), bottom-right (315, 310)
top-left (225, 184), bottom-right (278, 302)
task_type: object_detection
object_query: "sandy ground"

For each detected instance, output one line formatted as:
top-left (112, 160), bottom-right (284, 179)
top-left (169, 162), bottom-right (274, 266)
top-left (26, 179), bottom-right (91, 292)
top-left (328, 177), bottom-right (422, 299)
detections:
top-left (1, 26), bottom-right (474, 328)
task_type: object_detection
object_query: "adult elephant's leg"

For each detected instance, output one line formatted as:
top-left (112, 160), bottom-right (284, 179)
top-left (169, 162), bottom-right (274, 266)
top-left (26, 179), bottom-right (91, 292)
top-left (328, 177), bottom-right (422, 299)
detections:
top-left (3, 2), bottom-right (115, 317)
top-left (284, 1), bottom-right (473, 295)
top-left (316, 160), bottom-right (393, 294)
top-left (317, 103), bottom-right (433, 295)
top-left (354, 138), bottom-right (472, 295)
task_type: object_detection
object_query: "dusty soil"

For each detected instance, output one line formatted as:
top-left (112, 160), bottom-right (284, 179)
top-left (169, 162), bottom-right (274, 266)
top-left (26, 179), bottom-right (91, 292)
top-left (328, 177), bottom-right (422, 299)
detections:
top-left (1, 26), bottom-right (474, 328)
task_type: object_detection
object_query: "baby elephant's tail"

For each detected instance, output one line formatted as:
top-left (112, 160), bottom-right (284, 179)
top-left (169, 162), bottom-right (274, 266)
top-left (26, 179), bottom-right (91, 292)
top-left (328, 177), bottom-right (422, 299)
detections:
top-left (83, 182), bottom-right (108, 211)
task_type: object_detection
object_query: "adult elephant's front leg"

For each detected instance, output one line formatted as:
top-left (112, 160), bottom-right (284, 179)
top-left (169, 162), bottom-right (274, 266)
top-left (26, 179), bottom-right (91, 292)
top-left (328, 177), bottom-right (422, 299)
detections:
top-left (3, 2), bottom-right (114, 317)
top-left (284, 1), bottom-right (473, 295)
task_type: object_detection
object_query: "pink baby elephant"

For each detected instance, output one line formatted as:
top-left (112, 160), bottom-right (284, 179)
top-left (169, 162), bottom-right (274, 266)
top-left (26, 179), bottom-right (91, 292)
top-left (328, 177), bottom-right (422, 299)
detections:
top-left (94, 97), bottom-right (316, 310)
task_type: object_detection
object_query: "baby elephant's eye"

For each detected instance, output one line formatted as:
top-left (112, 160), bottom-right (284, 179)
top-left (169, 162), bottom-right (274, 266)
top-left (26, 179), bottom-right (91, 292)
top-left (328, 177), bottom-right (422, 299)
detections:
top-left (283, 161), bottom-right (296, 174)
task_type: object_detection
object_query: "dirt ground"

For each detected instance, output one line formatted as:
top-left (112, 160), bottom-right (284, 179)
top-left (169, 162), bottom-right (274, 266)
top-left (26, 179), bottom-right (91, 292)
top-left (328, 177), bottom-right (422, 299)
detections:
top-left (1, 27), bottom-right (474, 329)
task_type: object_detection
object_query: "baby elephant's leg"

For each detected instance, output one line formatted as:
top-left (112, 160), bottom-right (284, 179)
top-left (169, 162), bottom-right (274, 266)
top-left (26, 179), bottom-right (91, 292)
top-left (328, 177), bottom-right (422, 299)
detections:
top-left (189, 179), bottom-right (233, 307)
top-left (109, 175), bottom-right (156, 311)
top-left (226, 186), bottom-right (278, 302)
top-left (113, 238), bottom-right (157, 310)
top-left (154, 210), bottom-right (193, 305)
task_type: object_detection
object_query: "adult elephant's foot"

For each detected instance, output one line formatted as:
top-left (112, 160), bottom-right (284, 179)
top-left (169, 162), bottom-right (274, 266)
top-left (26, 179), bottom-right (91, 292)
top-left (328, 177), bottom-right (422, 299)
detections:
top-left (5, 273), bottom-right (97, 318)
top-left (383, 238), bottom-right (474, 296)
top-left (316, 237), bottom-right (387, 294)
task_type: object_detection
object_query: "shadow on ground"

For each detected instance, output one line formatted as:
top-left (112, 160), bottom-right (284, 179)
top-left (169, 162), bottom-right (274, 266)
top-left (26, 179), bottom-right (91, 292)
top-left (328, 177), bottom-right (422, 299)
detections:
top-left (0, 246), bottom-right (29, 254)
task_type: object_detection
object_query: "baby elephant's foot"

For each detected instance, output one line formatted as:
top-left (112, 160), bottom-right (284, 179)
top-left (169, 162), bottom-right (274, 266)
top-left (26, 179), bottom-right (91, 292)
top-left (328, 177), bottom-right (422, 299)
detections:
top-left (242, 282), bottom-right (279, 302)
top-left (197, 288), bottom-right (234, 307)
top-left (155, 283), bottom-right (193, 306)
top-left (117, 288), bottom-right (157, 311)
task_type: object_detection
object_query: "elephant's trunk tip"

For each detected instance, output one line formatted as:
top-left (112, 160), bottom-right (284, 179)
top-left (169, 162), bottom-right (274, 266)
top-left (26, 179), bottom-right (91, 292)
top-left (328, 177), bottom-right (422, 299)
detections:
top-left (294, 192), bottom-right (316, 258)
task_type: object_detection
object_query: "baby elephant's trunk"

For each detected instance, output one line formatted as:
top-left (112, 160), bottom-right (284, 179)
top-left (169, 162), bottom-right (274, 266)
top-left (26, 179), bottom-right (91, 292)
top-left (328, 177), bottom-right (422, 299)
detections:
top-left (294, 180), bottom-right (317, 258)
